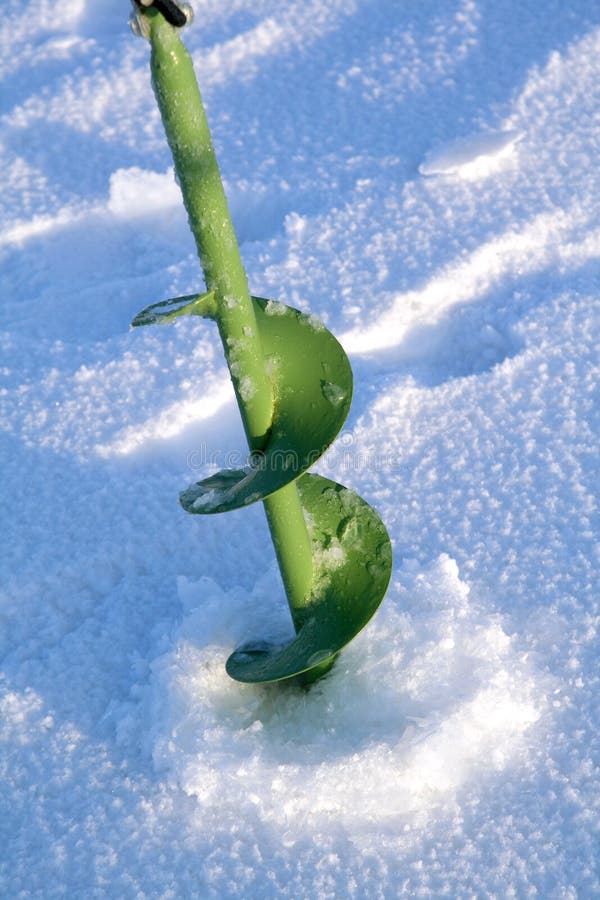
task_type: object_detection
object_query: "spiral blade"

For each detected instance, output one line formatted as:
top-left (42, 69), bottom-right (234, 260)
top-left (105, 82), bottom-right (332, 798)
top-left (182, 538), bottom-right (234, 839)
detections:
top-left (180, 298), bottom-right (353, 514)
top-left (131, 292), bottom-right (216, 327)
top-left (226, 473), bottom-right (392, 683)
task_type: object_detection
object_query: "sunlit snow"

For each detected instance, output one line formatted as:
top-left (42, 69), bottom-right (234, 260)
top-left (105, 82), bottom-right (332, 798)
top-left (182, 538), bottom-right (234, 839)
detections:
top-left (1, 1), bottom-right (599, 897)
top-left (418, 129), bottom-right (524, 178)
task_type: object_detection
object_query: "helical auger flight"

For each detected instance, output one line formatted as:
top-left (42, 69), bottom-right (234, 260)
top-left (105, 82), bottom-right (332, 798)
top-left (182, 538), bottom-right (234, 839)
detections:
top-left (129, 0), bottom-right (392, 686)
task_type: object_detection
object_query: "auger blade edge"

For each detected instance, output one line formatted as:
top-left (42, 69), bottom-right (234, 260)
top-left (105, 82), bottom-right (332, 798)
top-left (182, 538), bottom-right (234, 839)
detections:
top-left (180, 298), bottom-right (353, 514)
top-left (226, 474), bottom-right (392, 684)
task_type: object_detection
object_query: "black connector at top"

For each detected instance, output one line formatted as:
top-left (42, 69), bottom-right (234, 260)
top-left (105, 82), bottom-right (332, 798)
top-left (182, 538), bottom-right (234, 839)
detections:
top-left (135, 0), bottom-right (188, 28)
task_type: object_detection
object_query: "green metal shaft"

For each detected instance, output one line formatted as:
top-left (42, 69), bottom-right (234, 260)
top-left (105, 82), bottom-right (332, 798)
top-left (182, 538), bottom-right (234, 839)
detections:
top-left (148, 11), bottom-right (270, 448)
top-left (146, 10), bottom-right (313, 623)
top-left (262, 481), bottom-right (313, 632)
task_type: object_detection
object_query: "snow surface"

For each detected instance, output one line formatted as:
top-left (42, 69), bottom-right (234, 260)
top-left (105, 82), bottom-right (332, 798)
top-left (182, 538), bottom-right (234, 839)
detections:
top-left (418, 128), bottom-right (524, 179)
top-left (1, 0), bottom-right (599, 896)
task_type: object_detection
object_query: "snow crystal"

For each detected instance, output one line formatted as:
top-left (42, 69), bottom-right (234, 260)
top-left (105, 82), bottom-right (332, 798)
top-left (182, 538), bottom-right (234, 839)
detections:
top-left (264, 299), bottom-right (288, 316)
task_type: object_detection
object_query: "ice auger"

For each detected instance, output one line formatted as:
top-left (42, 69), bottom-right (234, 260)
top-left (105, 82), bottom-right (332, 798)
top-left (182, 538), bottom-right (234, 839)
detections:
top-left (129, 1), bottom-right (392, 685)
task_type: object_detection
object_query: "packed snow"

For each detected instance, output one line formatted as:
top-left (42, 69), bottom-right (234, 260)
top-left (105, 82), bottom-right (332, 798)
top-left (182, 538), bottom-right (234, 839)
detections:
top-left (1, 0), bottom-right (599, 896)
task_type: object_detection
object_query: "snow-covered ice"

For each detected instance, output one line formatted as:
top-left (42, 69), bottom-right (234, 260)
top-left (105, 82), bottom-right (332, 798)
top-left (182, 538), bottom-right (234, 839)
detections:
top-left (418, 129), bottom-right (524, 178)
top-left (1, 0), bottom-right (599, 896)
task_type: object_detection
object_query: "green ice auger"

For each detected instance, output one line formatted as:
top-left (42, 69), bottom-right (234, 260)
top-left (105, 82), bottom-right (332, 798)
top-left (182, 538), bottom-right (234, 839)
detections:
top-left (129, 1), bottom-right (392, 685)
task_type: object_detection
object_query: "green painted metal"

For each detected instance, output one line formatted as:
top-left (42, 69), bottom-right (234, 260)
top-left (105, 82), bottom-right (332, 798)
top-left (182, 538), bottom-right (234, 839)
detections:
top-left (131, 291), bottom-right (217, 326)
top-left (226, 474), bottom-right (392, 684)
top-left (179, 297), bottom-right (352, 513)
top-left (131, 4), bottom-right (392, 685)
top-left (134, 294), bottom-right (352, 511)
top-left (145, 7), bottom-right (272, 451)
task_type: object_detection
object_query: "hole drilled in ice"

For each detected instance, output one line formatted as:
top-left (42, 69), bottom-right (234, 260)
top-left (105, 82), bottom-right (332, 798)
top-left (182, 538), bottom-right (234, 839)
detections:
top-left (139, 556), bottom-right (546, 831)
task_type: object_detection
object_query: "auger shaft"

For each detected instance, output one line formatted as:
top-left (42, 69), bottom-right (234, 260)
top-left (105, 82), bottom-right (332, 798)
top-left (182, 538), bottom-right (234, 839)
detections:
top-left (147, 12), bottom-right (271, 448)
top-left (145, 10), bottom-right (315, 625)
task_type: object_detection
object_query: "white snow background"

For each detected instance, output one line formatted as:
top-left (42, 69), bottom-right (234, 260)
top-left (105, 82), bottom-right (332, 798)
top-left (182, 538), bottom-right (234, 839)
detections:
top-left (1, 0), bottom-right (599, 896)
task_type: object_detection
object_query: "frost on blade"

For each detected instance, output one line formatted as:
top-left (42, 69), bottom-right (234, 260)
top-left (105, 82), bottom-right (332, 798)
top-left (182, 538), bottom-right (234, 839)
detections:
top-left (321, 381), bottom-right (345, 406)
top-left (238, 375), bottom-right (256, 402)
top-left (307, 313), bottom-right (326, 332)
top-left (312, 537), bottom-right (345, 572)
top-left (337, 514), bottom-right (363, 546)
top-left (264, 300), bottom-right (288, 316)
top-left (192, 489), bottom-right (219, 511)
top-left (131, 292), bottom-right (215, 327)
top-left (182, 467), bottom-right (254, 513)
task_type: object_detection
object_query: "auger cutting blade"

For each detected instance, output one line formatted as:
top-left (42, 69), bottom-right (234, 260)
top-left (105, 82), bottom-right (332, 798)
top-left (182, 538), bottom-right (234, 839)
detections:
top-left (133, 294), bottom-right (353, 513)
top-left (226, 474), bottom-right (392, 684)
top-left (178, 298), bottom-right (353, 513)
